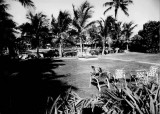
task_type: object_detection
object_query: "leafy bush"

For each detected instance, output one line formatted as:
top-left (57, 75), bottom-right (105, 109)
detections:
top-left (89, 49), bottom-right (99, 55)
top-left (63, 51), bottom-right (77, 57)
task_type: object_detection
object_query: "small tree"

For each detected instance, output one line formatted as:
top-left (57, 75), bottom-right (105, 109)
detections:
top-left (97, 16), bottom-right (116, 55)
top-left (122, 21), bottom-right (137, 51)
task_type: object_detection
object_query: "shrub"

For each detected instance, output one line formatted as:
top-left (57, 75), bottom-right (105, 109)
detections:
top-left (89, 49), bottom-right (99, 55)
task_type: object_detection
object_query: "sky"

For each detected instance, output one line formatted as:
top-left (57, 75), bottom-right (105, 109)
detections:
top-left (7, 0), bottom-right (160, 35)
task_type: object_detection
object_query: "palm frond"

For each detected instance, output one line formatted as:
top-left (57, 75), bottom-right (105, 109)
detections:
top-left (80, 5), bottom-right (94, 27)
top-left (72, 4), bottom-right (79, 20)
top-left (104, 7), bottom-right (112, 15)
top-left (120, 4), bottom-right (129, 16)
top-left (79, 1), bottom-right (90, 14)
top-left (67, 29), bottom-right (78, 36)
top-left (14, 0), bottom-right (35, 8)
top-left (103, 0), bottom-right (133, 18)
top-left (123, 0), bottom-right (133, 4)
top-left (72, 19), bottom-right (81, 32)
top-left (0, 2), bottom-right (9, 11)
top-left (26, 10), bottom-right (34, 21)
top-left (84, 21), bottom-right (96, 29)
top-left (130, 25), bottom-right (137, 31)
top-left (103, 2), bottom-right (114, 7)
top-left (97, 20), bottom-right (104, 35)
top-left (115, 7), bottom-right (119, 19)
top-left (57, 10), bottom-right (72, 32)
top-left (0, 1), bottom-right (12, 19)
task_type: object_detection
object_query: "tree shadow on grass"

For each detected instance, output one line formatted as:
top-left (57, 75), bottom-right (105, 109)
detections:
top-left (0, 57), bottom-right (77, 114)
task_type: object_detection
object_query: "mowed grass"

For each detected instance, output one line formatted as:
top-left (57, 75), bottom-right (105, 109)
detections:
top-left (102, 52), bottom-right (160, 64)
top-left (52, 52), bottom-right (160, 98)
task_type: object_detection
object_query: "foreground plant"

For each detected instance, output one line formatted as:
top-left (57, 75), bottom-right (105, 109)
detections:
top-left (98, 82), bottom-right (160, 114)
top-left (46, 81), bottom-right (160, 114)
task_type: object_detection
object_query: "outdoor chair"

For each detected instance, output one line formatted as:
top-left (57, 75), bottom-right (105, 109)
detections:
top-left (113, 69), bottom-right (127, 87)
top-left (146, 66), bottom-right (159, 83)
top-left (135, 69), bottom-right (147, 85)
top-left (90, 66), bottom-right (100, 87)
top-left (96, 76), bottom-right (110, 91)
top-left (135, 66), bottom-right (159, 84)
top-left (90, 66), bottom-right (110, 91)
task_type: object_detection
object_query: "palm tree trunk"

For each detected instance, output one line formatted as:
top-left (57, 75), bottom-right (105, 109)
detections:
top-left (115, 13), bottom-right (119, 47)
top-left (36, 22), bottom-right (40, 58)
top-left (8, 44), bottom-right (16, 58)
top-left (80, 37), bottom-right (83, 56)
top-left (126, 42), bottom-right (129, 51)
top-left (59, 43), bottom-right (62, 57)
top-left (36, 36), bottom-right (40, 58)
top-left (94, 43), bottom-right (96, 49)
top-left (159, 27), bottom-right (160, 52)
top-left (37, 47), bottom-right (39, 58)
top-left (102, 37), bottom-right (105, 55)
top-left (126, 36), bottom-right (129, 51)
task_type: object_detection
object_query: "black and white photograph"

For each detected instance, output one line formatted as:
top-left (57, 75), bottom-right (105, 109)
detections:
top-left (0, 0), bottom-right (160, 113)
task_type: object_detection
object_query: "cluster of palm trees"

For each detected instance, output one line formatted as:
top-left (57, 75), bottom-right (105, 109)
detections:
top-left (0, 0), bottom-right (34, 56)
top-left (0, 0), bottom-right (138, 57)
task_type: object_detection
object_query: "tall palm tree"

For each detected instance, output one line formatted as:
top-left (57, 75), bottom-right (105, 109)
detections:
top-left (20, 11), bottom-right (49, 57)
top-left (103, 0), bottom-right (133, 20)
top-left (103, 0), bottom-right (133, 43)
top-left (51, 11), bottom-right (72, 57)
top-left (97, 16), bottom-right (116, 55)
top-left (0, 0), bottom-right (18, 56)
top-left (0, 0), bottom-right (34, 56)
top-left (72, 1), bottom-right (95, 56)
top-left (0, 18), bottom-right (17, 56)
top-left (122, 21), bottom-right (137, 51)
top-left (159, 25), bottom-right (160, 52)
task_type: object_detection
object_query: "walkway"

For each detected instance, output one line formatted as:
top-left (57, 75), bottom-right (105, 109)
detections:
top-left (99, 53), bottom-right (160, 66)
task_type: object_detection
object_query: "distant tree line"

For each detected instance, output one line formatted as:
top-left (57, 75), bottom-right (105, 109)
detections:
top-left (0, 0), bottom-right (160, 58)
top-left (130, 21), bottom-right (160, 53)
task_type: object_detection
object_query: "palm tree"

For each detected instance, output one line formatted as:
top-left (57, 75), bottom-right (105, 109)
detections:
top-left (0, 18), bottom-right (17, 56)
top-left (51, 11), bottom-right (72, 57)
top-left (103, 0), bottom-right (133, 43)
top-left (20, 11), bottom-right (49, 57)
top-left (72, 1), bottom-right (95, 56)
top-left (103, 0), bottom-right (133, 20)
top-left (0, 0), bottom-right (34, 56)
top-left (122, 21), bottom-right (137, 51)
top-left (0, 0), bottom-right (18, 56)
top-left (97, 16), bottom-right (116, 55)
top-left (88, 24), bottom-right (101, 49)
top-left (159, 25), bottom-right (160, 52)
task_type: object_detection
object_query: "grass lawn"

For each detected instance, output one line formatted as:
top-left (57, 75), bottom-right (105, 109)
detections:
top-left (101, 52), bottom-right (160, 64)
top-left (52, 52), bottom-right (160, 98)
top-left (0, 52), bottom-right (159, 113)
